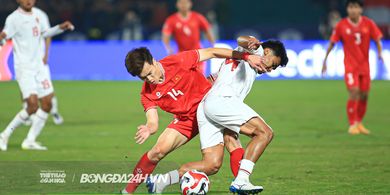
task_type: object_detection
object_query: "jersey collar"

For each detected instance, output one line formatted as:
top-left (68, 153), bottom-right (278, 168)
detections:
top-left (17, 7), bottom-right (33, 15)
top-left (347, 16), bottom-right (362, 27)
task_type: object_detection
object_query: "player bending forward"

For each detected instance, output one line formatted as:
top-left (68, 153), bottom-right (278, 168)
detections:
top-left (147, 36), bottom-right (288, 194)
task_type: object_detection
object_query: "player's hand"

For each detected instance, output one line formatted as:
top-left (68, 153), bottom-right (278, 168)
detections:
top-left (60, 21), bottom-right (75, 31)
top-left (43, 54), bottom-right (49, 65)
top-left (247, 55), bottom-right (267, 73)
top-left (321, 60), bottom-right (327, 77)
top-left (135, 125), bottom-right (152, 144)
top-left (247, 36), bottom-right (262, 50)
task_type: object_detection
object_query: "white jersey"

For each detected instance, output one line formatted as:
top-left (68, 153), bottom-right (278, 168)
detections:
top-left (3, 7), bottom-right (50, 71)
top-left (207, 46), bottom-right (263, 101)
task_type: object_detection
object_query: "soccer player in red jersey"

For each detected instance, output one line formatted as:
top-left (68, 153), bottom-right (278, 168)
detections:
top-left (121, 47), bottom-right (266, 194)
top-left (322, 0), bottom-right (383, 135)
top-left (162, 0), bottom-right (215, 73)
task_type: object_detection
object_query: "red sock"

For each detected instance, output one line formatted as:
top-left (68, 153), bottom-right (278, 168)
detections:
top-left (125, 152), bottom-right (158, 193)
top-left (347, 99), bottom-right (359, 125)
top-left (230, 148), bottom-right (244, 177)
top-left (357, 99), bottom-right (367, 122)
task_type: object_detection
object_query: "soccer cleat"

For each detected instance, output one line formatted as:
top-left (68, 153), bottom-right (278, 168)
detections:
top-left (52, 113), bottom-right (64, 125)
top-left (348, 124), bottom-right (360, 135)
top-left (0, 133), bottom-right (8, 151)
top-left (357, 123), bottom-right (370, 135)
top-left (230, 179), bottom-right (263, 194)
top-left (21, 139), bottom-right (48, 150)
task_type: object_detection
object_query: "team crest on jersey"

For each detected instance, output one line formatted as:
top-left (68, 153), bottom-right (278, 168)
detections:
top-left (173, 75), bottom-right (182, 83)
top-left (346, 28), bottom-right (351, 35)
top-left (156, 92), bottom-right (162, 98)
top-left (176, 22), bottom-right (182, 29)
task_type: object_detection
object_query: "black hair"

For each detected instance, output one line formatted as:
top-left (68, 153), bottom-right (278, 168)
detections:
top-left (262, 40), bottom-right (289, 67)
top-left (125, 47), bottom-right (153, 77)
top-left (346, 0), bottom-right (364, 8)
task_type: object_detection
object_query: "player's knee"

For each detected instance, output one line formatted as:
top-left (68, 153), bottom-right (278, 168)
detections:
top-left (27, 101), bottom-right (39, 113)
top-left (148, 146), bottom-right (168, 162)
top-left (41, 100), bottom-right (52, 113)
top-left (253, 125), bottom-right (273, 142)
top-left (204, 158), bottom-right (222, 175)
top-left (349, 89), bottom-right (360, 100)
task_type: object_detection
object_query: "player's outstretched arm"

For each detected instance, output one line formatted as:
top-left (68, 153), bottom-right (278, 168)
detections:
top-left (41, 21), bottom-right (75, 38)
top-left (198, 47), bottom-right (267, 72)
top-left (322, 42), bottom-right (335, 76)
top-left (135, 108), bottom-right (159, 144)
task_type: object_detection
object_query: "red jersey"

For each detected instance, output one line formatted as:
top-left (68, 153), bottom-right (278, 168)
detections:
top-left (140, 50), bottom-right (211, 118)
top-left (162, 11), bottom-right (211, 52)
top-left (330, 16), bottom-right (382, 74)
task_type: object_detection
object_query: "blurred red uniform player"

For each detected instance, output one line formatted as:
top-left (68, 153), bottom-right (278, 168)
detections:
top-left (323, 0), bottom-right (383, 135)
top-left (121, 46), bottom-right (266, 194)
top-left (162, 0), bottom-right (215, 74)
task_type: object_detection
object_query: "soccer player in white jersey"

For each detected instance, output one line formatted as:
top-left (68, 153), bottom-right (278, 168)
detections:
top-left (146, 36), bottom-right (288, 194)
top-left (0, 0), bottom-right (74, 151)
top-left (21, 8), bottom-right (64, 126)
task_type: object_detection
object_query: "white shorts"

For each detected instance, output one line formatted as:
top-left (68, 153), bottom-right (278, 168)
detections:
top-left (197, 95), bottom-right (260, 149)
top-left (15, 64), bottom-right (54, 99)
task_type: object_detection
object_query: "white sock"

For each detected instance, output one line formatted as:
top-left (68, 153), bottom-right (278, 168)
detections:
top-left (236, 159), bottom-right (255, 182)
top-left (2, 109), bottom-right (29, 138)
top-left (156, 170), bottom-right (180, 192)
top-left (50, 96), bottom-right (59, 114)
top-left (26, 109), bottom-right (48, 142)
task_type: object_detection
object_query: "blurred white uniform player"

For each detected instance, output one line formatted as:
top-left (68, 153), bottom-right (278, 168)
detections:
top-left (0, 2), bottom-right (73, 151)
top-left (22, 9), bottom-right (64, 126)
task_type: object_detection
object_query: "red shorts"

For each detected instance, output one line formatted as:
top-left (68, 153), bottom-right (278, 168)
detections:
top-left (344, 72), bottom-right (371, 92)
top-left (167, 115), bottom-right (199, 140)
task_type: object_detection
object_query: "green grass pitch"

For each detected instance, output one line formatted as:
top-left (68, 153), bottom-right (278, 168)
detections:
top-left (0, 80), bottom-right (389, 194)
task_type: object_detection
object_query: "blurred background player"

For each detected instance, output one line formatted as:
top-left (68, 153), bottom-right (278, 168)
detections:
top-left (0, 0), bottom-right (74, 151)
top-left (322, 0), bottom-right (383, 135)
top-left (21, 10), bottom-right (64, 126)
top-left (121, 46), bottom-right (265, 194)
top-left (162, 0), bottom-right (215, 74)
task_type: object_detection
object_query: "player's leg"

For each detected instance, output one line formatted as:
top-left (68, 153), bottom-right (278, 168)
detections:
top-left (22, 69), bottom-right (54, 150)
top-left (345, 72), bottom-right (360, 134)
top-left (123, 126), bottom-right (189, 194)
top-left (224, 130), bottom-right (244, 177)
top-left (20, 91), bottom-right (33, 126)
top-left (356, 74), bottom-right (371, 134)
top-left (146, 103), bottom-right (225, 193)
top-left (50, 94), bottom-right (64, 125)
top-left (44, 65), bottom-right (64, 125)
top-left (203, 96), bottom-right (269, 193)
top-left (0, 72), bottom-right (39, 151)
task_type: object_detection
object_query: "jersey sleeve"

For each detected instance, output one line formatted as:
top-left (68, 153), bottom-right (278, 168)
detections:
top-left (197, 13), bottom-right (211, 31)
top-left (330, 22), bottom-right (341, 43)
top-left (162, 17), bottom-right (173, 35)
top-left (2, 15), bottom-right (17, 39)
top-left (140, 84), bottom-right (158, 112)
top-left (176, 50), bottom-right (200, 70)
top-left (40, 10), bottom-right (51, 32)
top-left (369, 19), bottom-right (383, 40)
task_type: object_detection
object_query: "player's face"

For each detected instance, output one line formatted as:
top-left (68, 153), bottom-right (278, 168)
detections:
top-left (261, 48), bottom-right (281, 73)
top-left (176, 0), bottom-right (192, 12)
top-left (347, 3), bottom-right (363, 19)
top-left (17, 0), bottom-right (36, 12)
top-left (139, 60), bottom-right (163, 84)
